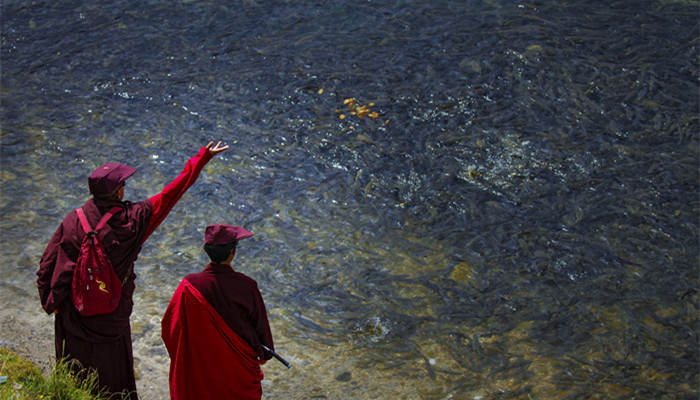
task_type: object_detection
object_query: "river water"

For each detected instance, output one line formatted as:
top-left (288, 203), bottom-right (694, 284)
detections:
top-left (1, 1), bottom-right (697, 399)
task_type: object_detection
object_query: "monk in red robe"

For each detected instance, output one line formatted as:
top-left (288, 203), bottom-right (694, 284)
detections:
top-left (161, 224), bottom-right (274, 400)
top-left (37, 141), bottom-right (229, 399)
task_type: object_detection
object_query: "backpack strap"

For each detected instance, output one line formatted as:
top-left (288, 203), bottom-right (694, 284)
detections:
top-left (75, 208), bottom-right (93, 234)
top-left (95, 207), bottom-right (122, 232)
top-left (76, 207), bottom-right (122, 235)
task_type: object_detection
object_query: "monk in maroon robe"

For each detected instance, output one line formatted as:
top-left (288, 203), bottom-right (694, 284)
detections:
top-left (37, 141), bottom-right (229, 399)
top-left (161, 224), bottom-right (274, 400)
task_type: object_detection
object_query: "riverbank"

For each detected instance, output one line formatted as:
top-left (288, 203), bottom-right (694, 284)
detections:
top-left (0, 302), bottom-right (54, 376)
top-left (0, 303), bottom-right (170, 400)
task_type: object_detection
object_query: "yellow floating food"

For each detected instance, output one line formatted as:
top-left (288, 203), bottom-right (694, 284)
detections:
top-left (337, 97), bottom-right (384, 124)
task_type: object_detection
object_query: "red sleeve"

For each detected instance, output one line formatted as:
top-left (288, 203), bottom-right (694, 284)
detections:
top-left (143, 147), bottom-right (214, 243)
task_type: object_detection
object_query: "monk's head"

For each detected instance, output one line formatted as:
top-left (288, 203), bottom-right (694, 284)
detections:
top-left (203, 224), bottom-right (254, 264)
top-left (204, 241), bottom-right (238, 263)
top-left (89, 163), bottom-right (136, 200)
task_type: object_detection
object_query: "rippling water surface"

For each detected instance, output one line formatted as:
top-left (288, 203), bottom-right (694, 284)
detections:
top-left (1, 1), bottom-right (698, 399)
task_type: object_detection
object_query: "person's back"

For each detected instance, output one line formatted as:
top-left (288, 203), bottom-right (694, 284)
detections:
top-left (185, 263), bottom-right (272, 361)
top-left (161, 223), bottom-right (274, 400)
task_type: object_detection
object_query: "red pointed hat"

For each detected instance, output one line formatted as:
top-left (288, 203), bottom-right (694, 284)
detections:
top-left (88, 163), bottom-right (137, 195)
top-left (205, 224), bottom-right (254, 245)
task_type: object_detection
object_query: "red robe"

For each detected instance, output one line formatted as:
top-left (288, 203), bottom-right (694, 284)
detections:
top-left (182, 263), bottom-right (274, 361)
top-left (36, 146), bottom-right (213, 399)
top-left (161, 279), bottom-right (264, 400)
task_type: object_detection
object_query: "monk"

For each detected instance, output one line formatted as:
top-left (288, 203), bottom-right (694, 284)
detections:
top-left (37, 141), bottom-right (229, 399)
top-left (161, 223), bottom-right (274, 400)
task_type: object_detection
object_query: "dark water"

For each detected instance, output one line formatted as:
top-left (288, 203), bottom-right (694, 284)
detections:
top-left (1, 1), bottom-right (698, 399)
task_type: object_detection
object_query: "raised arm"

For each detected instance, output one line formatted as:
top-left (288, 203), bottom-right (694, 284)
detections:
top-left (142, 141), bottom-right (229, 243)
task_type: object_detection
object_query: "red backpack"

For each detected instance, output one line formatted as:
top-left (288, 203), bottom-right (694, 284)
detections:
top-left (71, 206), bottom-right (123, 316)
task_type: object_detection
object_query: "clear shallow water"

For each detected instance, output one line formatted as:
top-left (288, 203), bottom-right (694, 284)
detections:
top-left (1, 1), bottom-right (698, 399)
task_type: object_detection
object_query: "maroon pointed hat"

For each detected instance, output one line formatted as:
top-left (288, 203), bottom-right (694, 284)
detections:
top-left (204, 223), bottom-right (254, 245)
top-left (88, 163), bottom-right (137, 195)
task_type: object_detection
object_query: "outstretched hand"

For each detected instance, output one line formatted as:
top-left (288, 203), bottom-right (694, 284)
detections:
top-left (206, 141), bottom-right (230, 156)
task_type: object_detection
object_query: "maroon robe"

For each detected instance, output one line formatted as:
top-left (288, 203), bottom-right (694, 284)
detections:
top-left (161, 279), bottom-right (265, 400)
top-left (37, 146), bottom-right (213, 399)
